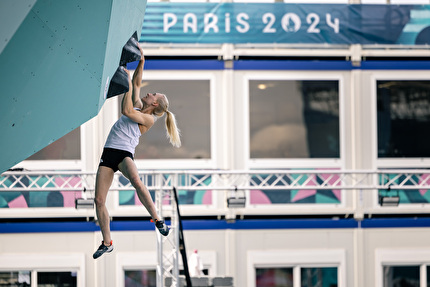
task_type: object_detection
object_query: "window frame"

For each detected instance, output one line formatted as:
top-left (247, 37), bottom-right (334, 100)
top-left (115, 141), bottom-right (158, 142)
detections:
top-left (0, 253), bottom-right (85, 287)
top-left (370, 72), bottom-right (430, 169)
top-left (375, 248), bottom-right (430, 287)
top-left (357, 71), bottom-right (430, 212)
top-left (13, 124), bottom-right (87, 171)
top-left (117, 251), bottom-right (157, 287)
top-left (117, 250), bottom-right (217, 287)
top-left (128, 70), bottom-right (221, 170)
top-left (248, 249), bottom-right (346, 287)
top-left (240, 71), bottom-right (347, 169)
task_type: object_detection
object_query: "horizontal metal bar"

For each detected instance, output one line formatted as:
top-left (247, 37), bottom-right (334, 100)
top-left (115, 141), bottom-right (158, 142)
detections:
top-left (1, 185), bottom-right (429, 192)
top-left (1, 170), bottom-right (429, 192)
top-left (2, 169), bottom-right (430, 175)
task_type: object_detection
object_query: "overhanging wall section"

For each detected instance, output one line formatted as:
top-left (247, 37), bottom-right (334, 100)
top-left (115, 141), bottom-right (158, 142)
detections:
top-left (0, 0), bottom-right (147, 173)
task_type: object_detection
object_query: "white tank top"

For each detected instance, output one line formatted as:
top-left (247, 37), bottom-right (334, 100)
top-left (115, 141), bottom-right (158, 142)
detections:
top-left (104, 110), bottom-right (142, 154)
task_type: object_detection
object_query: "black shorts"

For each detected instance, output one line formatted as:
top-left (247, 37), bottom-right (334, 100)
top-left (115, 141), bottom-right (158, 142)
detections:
top-left (99, 148), bottom-right (134, 172)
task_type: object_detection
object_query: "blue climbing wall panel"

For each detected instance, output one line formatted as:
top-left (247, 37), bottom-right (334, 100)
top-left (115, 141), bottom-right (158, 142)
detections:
top-left (0, 0), bottom-right (147, 173)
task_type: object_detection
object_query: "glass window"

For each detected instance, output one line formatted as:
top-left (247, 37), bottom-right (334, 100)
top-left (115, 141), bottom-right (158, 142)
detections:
top-left (383, 266), bottom-right (420, 287)
top-left (0, 271), bottom-right (30, 286)
top-left (26, 127), bottom-right (81, 160)
top-left (37, 271), bottom-right (77, 287)
top-left (117, 80), bottom-right (211, 160)
top-left (249, 80), bottom-right (339, 159)
top-left (124, 270), bottom-right (156, 287)
top-left (427, 266), bottom-right (430, 287)
top-left (256, 268), bottom-right (293, 287)
top-left (301, 267), bottom-right (338, 287)
top-left (377, 80), bottom-right (430, 158)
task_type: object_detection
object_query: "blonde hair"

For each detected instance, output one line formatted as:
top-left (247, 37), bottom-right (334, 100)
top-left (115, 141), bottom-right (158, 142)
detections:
top-left (154, 94), bottom-right (181, 148)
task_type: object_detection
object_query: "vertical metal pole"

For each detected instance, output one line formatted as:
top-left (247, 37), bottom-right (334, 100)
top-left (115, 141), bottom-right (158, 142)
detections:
top-left (172, 187), bottom-right (192, 287)
top-left (171, 185), bottom-right (180, 287)
top-left (156, 174), bottom-right (180, 287)
top-left (156, 173), bottom-right (164, 287)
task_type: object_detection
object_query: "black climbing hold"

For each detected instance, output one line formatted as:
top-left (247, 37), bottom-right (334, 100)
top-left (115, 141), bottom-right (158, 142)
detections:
top-left (119, 31), bottom-right (141, 67)
top-left (106, 66), bottom-right (129, 99)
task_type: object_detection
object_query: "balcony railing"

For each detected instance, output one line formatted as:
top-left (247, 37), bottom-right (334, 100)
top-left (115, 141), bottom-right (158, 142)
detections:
top-left (1, 169), bottom-right (430, 217)
top-left (2, 169), bottom-right (430, 192)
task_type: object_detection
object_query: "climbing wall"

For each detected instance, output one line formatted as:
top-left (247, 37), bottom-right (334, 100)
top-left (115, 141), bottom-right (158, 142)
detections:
top-left (0, 0), bottom-right (147, 173)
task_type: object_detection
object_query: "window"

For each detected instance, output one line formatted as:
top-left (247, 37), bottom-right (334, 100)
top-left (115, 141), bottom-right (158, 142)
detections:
top-left (0, 271), bottom-right (77, 287)
top-left (382, 266), bottom-right (420, 287)
top-left (249, 80), bottom-right (339, 159)
top-left (427, 266), bottom-right (430, 286)
top-left (255, 267), bottom-right (338, 287)
top-left (117, 80), bottom-right (211, 160)
top-left (0, 271), bottom-right (30, 286)
top-left (124, 270), bottom-right (156, 287)
top-left (117, 252), bottom-right (158, 287)
top-left (301, 267), bottom-right (338, 287)
top-left (376, 249), bottom-right (430, 287)
top-left (0, 254), bottom-right (84, 287)
top-left (37, 272), bottom-right (77, 287)
top-left (256, 268), bottom-right (293, 287)
top-left (249, 250), bottom-right (345, 287)
top-left (118, 251), bottom-right (216, 286)
top-left (377, 80), bottom-right (430, 158)
top-left (26, 127), bottom-right (81, 160)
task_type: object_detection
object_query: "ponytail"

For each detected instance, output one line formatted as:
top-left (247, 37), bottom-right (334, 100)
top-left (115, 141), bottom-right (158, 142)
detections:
top-left (165, 110), bottom-right (181, 148)
top-left (153, 94), bottom-right (181, 148)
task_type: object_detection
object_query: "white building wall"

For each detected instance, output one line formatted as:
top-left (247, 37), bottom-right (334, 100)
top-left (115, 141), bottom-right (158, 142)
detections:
top-left (2, 226), bottom-right (429, 286)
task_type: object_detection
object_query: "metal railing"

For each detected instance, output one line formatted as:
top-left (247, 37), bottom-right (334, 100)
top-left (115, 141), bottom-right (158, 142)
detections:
top-left (1, 169), bottom-right (430, 192)
top-left (2, 169), bottom-right (430, 286)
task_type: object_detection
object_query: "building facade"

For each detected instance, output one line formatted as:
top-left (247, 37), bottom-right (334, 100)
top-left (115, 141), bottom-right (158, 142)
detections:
top-left (2, 1), bottom-right (430, 286)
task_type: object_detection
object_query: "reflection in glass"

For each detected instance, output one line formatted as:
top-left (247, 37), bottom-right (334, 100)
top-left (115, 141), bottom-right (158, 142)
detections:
top-left (37, 271), bottom-right (77, 287)
top-left (125, 270), bottom-right (156, 287)
top-left (27, 127), bottom-right (81, 160)
top-left (256, 268), bottom-right (293, 287)
top-left (117, 80), bottom-right (211, 160)
top-left (377, 80), bottom-right (430, 158)
top-left (383, 266), bottom-right (420, 287)
top-left (0, 271), bottom-right (30, 286)
top-left (301, 267), bottom-right (338, 287)
top-left (249, 80), bottom-right (339, 159)
top-left (427, 266), bottom-right (430, 287)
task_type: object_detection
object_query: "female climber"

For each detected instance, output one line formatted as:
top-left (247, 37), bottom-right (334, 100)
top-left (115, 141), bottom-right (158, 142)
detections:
top-left (93, 46), bottom-right (181, 259)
